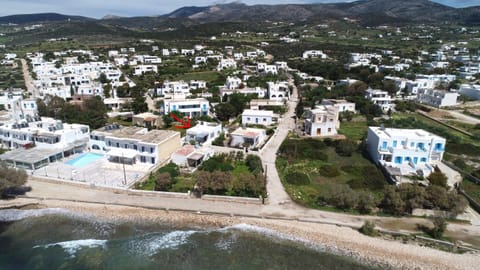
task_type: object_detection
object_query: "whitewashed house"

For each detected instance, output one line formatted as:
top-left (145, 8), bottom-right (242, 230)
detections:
top-left (365, 89), bottom-right (394, 111)
top-left (134, 65), bottom-right (158, 75)
top-left (267, 81), bottom-right (289, 100)
top-left (367, 127), bottom-right (446, 177)
top-left (163, 98), bottom-right (210, 118)
top-left (416, 89), bottom-right (459, 108)
top-left (229, 127), bottom-right (266, 149)
top-left (242, 109), bottom-right (277, 126)
top-left (320, 99), bottom-right (356, 113)
top-left (302, 50), bottom-right (327, 59)
top-left (304, 105), bottom-right (339, 137)
top-left (217, 58), bottom-right (237, 70)
top-left (186, 121), bottom-right (222, 145)
top-left (459, 84), bottom-right (480, 100)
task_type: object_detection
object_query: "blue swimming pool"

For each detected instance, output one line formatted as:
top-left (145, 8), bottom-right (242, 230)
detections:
top-left (65, 153), bottom-right (104, 167)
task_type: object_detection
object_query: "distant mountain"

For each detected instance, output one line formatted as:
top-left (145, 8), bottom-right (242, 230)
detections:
top-left (0, 13), bottom-right (92, 24)
top-left (164, 0), bottom-right (480, 25)
top-left (101, 14), bottom-right (124, 20)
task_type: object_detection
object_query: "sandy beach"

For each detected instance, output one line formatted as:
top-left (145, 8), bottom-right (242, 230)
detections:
top-left (5, 198), bottom-right (478, 270)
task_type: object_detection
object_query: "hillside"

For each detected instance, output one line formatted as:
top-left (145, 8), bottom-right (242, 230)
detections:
top-left (0, 13), bottom-right (92, 24)
top-left (164, 0), bottom-right (479, 26)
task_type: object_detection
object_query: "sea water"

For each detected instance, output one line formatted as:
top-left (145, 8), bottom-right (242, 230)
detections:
top-left (0, 209), bottom-right (380, 270)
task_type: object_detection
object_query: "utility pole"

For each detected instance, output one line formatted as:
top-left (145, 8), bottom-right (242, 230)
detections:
top-left (122, 152), bottom-right (127, 186)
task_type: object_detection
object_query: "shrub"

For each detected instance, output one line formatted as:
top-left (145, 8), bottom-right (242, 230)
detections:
top-left (359, 221), bottom-right (377, 237)
top-left (427, 166), bottom-right (448, 188)
top-left (335, 139), bottom-right (357, 157)
top-left (319, 164), bottom-right (341, 177)
top-left (246, 155), bottom-right (263, 175)
top-left (155, 172), bottom-right (173, 191)
top-left (453, 159), bottom-right (467, 170)
top-left (285, 172), bottom-right (310, 185)
top-left (266, 128), bottom-right (275, 136)
top-left (212, 132), bottom-right (225, 146)
top-left (157, 162), bottom-right (180, 178)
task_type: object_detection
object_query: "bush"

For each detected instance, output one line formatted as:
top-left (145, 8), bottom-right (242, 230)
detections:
top-left (246, 155), bottom-right (263, 175)
top-left (285, 172), bottom-right (310, 185)
top-left (266, 128), bottom-right (275, 136)
top-left (155, 172), bottom-right (173, 191)
top-left (157, 162), bottom-right (180, 178)
top-left (359, 221), bottom-right (377, 237)
top-left (212, 132), bottom-right (225, 146)
top-left (427, 166), bottom-right (448, 188)
top-left (319, 184), bottom-right (358, 210)
top-left (335, 139), bottom-right (357, 157)
top-left (319, 164), bottom-right (341, 177)
top-left (198, 157), bottom-right (234, 172)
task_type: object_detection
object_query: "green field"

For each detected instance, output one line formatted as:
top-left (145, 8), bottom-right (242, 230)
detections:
top-left (276, 139), bottom-right (386, 212)
top-left (338, 117), bottom-right (368, 141)
top-left (173, 71), bottom-right (221, 83)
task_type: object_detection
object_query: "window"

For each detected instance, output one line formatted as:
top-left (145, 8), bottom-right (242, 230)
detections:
top-left (140, 156), bottom-right (146, 163)
top-left (141, 146), bottom-right (145, 152)
top-left (116, 142), bottom-right (119, 147)
top-left (150, 147), bottom-right (154, 153)
top-left (328, 128), bottom-right (331, 132)
top-left (151, 157), bottom-right (155, 164)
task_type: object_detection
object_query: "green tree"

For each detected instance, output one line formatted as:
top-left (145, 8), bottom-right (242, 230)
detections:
top-left (130, 96), bottom-right (148, 114)
top-left (381, 186), bottom-right (405, 215)
top-left (155, 172), bottom-right (173, 191)
top-left (427, 166), bottom-right (448, 188)
top-left (215, 103), bottom-right (236, 121)
top-left (0, 163), bottom-right (28, 198)
top-left (335, 139), bottom-right (357, 157)
top-left (430, 216), bottom-right (447, 239)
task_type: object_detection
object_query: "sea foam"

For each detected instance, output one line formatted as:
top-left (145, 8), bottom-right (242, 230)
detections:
top-left (0, 208), bottom-right (72, 222)
top-left (130, 230), bottom-right (198, 256)
top-left (34, 239), bottom-right (107, 257)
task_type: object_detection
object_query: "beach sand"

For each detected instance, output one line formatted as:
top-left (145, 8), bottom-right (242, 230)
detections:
top-left (8, 198), bottom-right (478, 270)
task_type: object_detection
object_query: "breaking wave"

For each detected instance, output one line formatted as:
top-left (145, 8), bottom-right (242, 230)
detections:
top-left (34, 239), bottom-right (107, 257)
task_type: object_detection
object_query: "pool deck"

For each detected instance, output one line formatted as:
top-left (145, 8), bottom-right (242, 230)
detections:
top-left (31, 152), bottom-right (153, 188)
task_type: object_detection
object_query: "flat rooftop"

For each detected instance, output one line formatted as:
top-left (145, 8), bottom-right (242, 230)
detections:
top-left (242, 109), bottom-right (275, 117)
top-left (93, 126), bottom-right (179, 144)
top-left (369, 126), bottom-right (445, 141)
top-left (231, 127), bottom-right (265, 137)
top-left (0, 147), bottom-right (63, 163)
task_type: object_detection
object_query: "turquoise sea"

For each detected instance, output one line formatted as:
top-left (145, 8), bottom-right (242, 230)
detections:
top-left (0, 209), bottom-right (380, 270)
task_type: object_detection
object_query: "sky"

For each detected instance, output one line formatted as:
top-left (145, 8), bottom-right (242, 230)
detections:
top-left (0, 0), bottom-right (477, 18)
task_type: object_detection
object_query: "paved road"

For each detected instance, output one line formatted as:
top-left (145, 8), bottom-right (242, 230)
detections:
top-left (449, 110), bottom-right (480, 125)
top-left (259, 79), bottom-right (298, 206)
top-left (20, 58), bottom-right (38, 98)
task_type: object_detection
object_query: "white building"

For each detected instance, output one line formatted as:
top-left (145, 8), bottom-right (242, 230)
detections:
top-left (304, 105), bottom-right (339, 137)
top-left (229, 127), bottom-right (266, 149)
top-left (267, 81), bottom-right (289, 100)
top-left (171, 144), bottom-right (214, 168)
top-left (302, 50), bottom-right (327, 59)
top-left (459, 84), bottom-right (480, 100)
top-left (225, 76), bottom-right (242, 90)
top-left (163, 98), bottom-right (210, 118)
top-left (134, 65), bottom-right (158, 75)
top-left (257, 63), bottom-right (278, 75)
top-left (242, 109), bottom-right (277, 126)
top-left (186, 121), bottom-right (222, 145)
top-left (89, 125), bottom-right (180, 165)
top-left (217, 58), bottom-right (237, 70)
top-left (189, 80), bottom-right (207, 89)
top-left (320, 99), bottom-right (356, 113)
top-left (365, 89), bottom-right (394, 111)
top-left (367, 127), bottom-right (446, 177)
top-left (416, 89), bottom-right (458, 108)
top-left (0, 117), bottom-right (89, 150)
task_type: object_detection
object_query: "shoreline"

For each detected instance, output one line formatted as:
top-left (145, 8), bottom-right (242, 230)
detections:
top-left (3, 198), bottom-right (479, 270)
